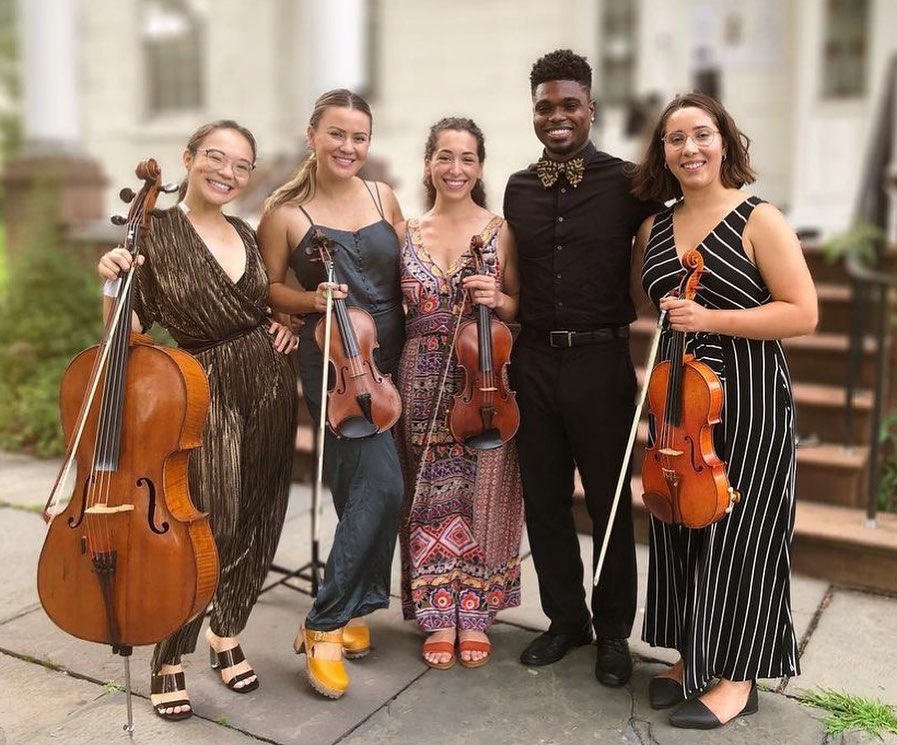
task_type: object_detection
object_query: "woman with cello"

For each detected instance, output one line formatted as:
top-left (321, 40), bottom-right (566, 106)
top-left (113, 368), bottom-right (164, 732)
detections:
top-left (631, 92), bottom-right (817, 729)
top-left (396, 117), bottom-right (523, 670)
top-left (257, 89), bottom-right (405, 700)
top-left (97, 120), bottom-right (299, 720)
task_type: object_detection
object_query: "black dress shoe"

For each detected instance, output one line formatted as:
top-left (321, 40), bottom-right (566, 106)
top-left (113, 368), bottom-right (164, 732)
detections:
top-left (669, 682), bottom-right (758, 729)
top-left (594, 637), bottom-right (632, 687)
top-left (520, 627), bottom-right (593, 666)
top-left (648, 676), bottom-right (684, 709)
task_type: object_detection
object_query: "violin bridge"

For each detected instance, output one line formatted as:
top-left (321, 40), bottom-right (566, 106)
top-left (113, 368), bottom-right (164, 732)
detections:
top-left (478, 386), bottom-right (498, 393)
top-left (658, 447), bottom-right (684, 457)
top-left (84, 504), bottom-right (135, 515)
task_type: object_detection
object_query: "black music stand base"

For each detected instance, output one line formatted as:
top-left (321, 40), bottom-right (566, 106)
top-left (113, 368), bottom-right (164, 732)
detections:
top-left (259, 539), bottom-right (325, 597)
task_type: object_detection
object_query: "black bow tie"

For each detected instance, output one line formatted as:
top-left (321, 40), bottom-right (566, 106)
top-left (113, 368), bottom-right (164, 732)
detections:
top-left (535, 156), bottom-right (585, 189)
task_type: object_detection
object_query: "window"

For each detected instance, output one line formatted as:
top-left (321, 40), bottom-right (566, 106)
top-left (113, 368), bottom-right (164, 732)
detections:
top-left (142, 0), bottom-right (203, 114)
top-left (821, 0), bottom-right (869, 99)
top-left (599, 0), bottom-right (638, 105)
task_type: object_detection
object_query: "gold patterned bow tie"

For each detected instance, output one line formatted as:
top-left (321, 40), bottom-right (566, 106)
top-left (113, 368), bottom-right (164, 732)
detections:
top-left (535, 156), bottom-right (585, 189)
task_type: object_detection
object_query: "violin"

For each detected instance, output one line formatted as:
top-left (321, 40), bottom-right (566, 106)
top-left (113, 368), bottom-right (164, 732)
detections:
top-left (641, 248), bottom-right (740, 528)
top-left (308, 230), bottom-right (402, 438)
top-left (37, 161), bottom-right (219, 659)
top-left (449, 234), bottom-right (520, 450)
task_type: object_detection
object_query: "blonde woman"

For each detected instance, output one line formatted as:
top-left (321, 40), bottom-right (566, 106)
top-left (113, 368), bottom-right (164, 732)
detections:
top-left (257, 89), bottom-right (405, 700)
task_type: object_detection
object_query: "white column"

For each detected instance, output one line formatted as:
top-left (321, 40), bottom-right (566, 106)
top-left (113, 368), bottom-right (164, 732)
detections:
top-left (311, 0), bottom-right (367, 94)
top-left (20, 0), bottom-right (80, 151)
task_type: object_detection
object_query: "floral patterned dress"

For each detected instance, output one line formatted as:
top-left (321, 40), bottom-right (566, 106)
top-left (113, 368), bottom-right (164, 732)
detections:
top-left (397, 216), bottom-right (524, 632)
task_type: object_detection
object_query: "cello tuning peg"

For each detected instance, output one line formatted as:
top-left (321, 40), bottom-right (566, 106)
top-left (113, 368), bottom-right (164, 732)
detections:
top-left (160, 182), bottom-right (180, 194)
top-left (110, 214), bottom-right (128, 226)
top-left (119, 187), bottom-right (136, 203)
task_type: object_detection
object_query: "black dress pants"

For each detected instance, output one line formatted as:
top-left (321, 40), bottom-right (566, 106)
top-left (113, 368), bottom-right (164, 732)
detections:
top-left (510, 335), bottom-right (637, 639)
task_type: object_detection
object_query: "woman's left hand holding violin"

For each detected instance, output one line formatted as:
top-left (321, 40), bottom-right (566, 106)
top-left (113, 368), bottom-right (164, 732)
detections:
top-left (462, 274), bottom-right (502, 310)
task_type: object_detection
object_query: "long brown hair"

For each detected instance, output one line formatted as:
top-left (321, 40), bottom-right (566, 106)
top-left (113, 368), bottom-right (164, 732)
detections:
top-left (178, 120), bottom-right (257, 201)
top-left (422, 117), bottom-right (488, 210)
top-left (263, 89), bottom-right (373, 213)
top-left (631, 91), bottom-right (756, 202)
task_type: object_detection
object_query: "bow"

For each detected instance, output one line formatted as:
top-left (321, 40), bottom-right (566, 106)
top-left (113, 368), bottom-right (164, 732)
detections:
top-left (535, 155), bottom-right (585, 189)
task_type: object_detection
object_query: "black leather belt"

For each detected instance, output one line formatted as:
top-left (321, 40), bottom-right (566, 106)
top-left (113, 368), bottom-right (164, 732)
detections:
top-left (545, 325), bottom-right (630, 348)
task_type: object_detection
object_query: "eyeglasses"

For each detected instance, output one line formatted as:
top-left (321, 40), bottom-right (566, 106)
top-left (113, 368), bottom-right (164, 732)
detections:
top-left (199, 148), bottom-right (255, 178)
top-left (661, 128), bottom-right (719, 150)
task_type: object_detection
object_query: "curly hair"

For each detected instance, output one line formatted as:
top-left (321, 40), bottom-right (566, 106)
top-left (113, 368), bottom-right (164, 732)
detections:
top-left (631, 91), bottom-right (756, 202)
top-left (530, 49), bottom-right (592, 95)
top-left (422, 116), bottom-right (487, 210)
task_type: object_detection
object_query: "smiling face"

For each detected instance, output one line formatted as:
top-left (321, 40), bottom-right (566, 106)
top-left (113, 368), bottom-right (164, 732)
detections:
top-left (662, 106), bottom-right (727, 193)
top-left (308, 106), bottom-right (372, 181)
top-left (532, 80), bottom-right (594, 160)
top-left (183, 127), bottom-right (255, 208)
top-left (425, 129), bottom-right (483, 205)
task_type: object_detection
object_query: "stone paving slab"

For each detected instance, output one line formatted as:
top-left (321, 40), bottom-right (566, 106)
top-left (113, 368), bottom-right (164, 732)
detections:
top-left (0, 652), bottom-right (251, 745)
top-left (793, 588), bottom-right (897, 705)
top-left (0, 509), bottom-right (45, 624)
top-left (0, 455), bottom-right (61, 510)
top-left (341, 624), bottom-right (640, 745)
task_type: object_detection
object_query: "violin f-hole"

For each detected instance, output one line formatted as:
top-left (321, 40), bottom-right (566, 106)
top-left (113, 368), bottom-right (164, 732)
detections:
top-left (68, 475), bottom-right (93, 528)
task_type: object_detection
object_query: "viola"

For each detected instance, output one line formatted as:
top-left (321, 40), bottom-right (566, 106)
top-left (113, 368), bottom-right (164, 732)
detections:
top-left (641, 248), bottom-right (740, 528)
top-left (449, 234), bottom-right (520, 450)
top-left (308, 230), bottom-right (402, 438)
top-left (37, 161), bottom-right (219, 657)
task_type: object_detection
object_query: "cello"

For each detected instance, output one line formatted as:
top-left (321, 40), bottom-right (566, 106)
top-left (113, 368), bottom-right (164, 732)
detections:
top-left (450, 234), bottom-right (519, 450)
top-left (37, 160), bottom-right (218, 733)
top-left (308, 229), bottom-right (402, 438)
top-left (641, 248), bottom-right (740, 528)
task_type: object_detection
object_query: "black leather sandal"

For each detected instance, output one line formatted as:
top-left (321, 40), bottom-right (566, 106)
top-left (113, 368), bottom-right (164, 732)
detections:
top-left (209, 643), bottom-right (260, 693)
top-left (150, 670), bottom-right (192, 721)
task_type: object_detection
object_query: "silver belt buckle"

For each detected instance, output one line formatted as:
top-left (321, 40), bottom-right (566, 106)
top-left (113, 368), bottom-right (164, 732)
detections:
top-left (549, 330), bottom-right (574, 348)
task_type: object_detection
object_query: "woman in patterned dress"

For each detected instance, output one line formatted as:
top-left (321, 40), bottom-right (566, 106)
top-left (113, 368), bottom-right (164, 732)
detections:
top-left (397, 117), bottom-right (524, 670)
top-left (631, 93), bottom-right (817, 729)
top-left (258, 89), bottom-right (406, 699)
top-left (97, 120), bottom-right (299, 720)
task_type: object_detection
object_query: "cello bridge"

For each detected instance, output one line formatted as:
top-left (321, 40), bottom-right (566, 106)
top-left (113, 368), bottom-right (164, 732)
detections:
top-left (84, 505), bottom-right (135, 515)
top-left (658, 447), bottom-right (684, 457)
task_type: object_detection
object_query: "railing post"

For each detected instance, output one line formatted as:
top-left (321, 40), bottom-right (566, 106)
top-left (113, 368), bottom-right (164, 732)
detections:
top-left (866, 283), bottom-right (889, 526)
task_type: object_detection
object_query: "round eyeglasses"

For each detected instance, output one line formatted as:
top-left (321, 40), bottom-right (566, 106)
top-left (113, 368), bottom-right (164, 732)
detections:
top-left (200, 148), bottom-right (255, 178)
top-left (661, 128), bottom-right (719, 150)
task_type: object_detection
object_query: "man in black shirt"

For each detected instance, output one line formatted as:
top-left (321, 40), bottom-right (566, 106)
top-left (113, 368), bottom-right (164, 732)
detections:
top-left (503, 49), bottom-right (660, 686)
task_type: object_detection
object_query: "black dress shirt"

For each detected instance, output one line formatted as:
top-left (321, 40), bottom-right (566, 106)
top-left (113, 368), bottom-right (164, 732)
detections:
top-left (503, 142), bottom-right (662, 331)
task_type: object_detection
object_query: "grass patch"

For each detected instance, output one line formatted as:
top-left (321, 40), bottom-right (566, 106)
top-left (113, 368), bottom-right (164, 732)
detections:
top-left (0, 499), bottom-right (45, 514)
top-left (103, 680), bottom-right (124, 694)
top-left (801, 688), bottom-right (897, 738)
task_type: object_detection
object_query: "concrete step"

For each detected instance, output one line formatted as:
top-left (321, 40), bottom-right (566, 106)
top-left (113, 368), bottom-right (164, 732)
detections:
top-left (573, 477), bottom-right (897, 594)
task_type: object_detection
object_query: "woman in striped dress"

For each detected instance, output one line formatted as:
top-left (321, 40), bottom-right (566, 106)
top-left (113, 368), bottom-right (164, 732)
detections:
top-left (631, 92), bottom-right (817, 729)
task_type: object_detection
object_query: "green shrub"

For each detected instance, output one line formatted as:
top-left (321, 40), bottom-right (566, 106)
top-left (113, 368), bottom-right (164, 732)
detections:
top-left (0, 187), bottom-right (102, 456)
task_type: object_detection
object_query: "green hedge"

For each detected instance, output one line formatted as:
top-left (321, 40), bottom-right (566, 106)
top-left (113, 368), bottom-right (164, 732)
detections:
top-left (0, 191), bottom-right (102, 455)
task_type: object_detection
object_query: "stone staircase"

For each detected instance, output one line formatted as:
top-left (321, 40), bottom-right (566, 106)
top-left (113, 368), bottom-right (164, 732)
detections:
top-left (292, 241), bottom-right (897, 593)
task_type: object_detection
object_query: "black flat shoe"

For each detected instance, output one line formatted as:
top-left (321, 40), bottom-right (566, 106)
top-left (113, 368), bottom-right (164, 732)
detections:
top-left (649, 676), bottom-right (684, 709)
top-left (520, 626), bottom-right (593, 666)
top-left (594, 637), bottom-right (632, 687)
top-left (669, 682), bottom-right (758, 729)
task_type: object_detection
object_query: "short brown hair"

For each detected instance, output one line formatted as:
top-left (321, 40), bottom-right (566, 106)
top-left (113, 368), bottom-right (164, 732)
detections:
top-left (631, 92), bottom-right (756, 202)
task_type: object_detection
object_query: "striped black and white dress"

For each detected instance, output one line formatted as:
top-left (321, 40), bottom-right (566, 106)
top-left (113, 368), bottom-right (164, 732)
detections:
top-left (640, 195), bottom-right (800, 697)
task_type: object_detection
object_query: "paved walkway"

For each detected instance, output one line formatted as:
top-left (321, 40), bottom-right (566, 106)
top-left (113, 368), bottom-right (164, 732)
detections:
top-left (1, 451), bottom-right (895, 745)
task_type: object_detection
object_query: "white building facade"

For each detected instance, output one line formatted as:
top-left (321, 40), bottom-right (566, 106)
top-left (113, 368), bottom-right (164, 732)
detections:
top-left (31, 0), bottom-right (897, 237)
